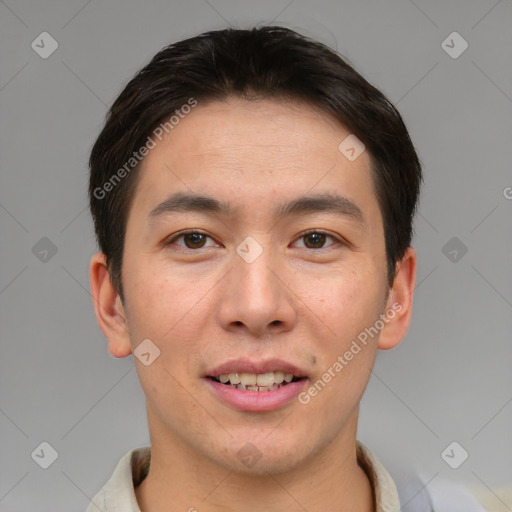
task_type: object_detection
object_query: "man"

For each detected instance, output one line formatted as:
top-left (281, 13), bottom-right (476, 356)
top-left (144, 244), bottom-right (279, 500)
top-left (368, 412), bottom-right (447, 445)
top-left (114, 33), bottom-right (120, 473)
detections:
top-left (86, 25), bottom-right (480, 512)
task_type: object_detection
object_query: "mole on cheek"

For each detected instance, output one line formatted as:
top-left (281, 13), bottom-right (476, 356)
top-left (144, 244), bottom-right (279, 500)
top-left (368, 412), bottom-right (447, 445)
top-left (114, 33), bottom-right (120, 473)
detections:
top-left (310, 355), bottom-right (317, 365)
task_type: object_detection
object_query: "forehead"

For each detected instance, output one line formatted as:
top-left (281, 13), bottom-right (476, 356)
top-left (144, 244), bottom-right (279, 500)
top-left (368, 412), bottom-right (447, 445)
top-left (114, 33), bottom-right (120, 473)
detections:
top-left (129, 97), bottom-right (380, 229)
top-left (159, 96), bottom-right (354, 157)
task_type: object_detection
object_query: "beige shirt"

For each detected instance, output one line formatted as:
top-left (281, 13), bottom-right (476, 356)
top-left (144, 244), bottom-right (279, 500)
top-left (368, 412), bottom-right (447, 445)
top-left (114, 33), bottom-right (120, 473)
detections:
top-left (85, 440), bottom-right (401, 511)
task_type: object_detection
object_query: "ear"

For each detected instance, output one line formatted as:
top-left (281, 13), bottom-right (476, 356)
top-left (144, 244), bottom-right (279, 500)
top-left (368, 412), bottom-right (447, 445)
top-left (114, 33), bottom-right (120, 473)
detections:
top-left (89, 252), bottom-right (132, 358)
top-left (378, 247), bottom-right (417, 350)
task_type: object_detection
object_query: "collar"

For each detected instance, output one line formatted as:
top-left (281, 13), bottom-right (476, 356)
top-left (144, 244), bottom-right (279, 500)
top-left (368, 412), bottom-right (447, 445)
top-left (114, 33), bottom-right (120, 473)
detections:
top-left (356, 441), bottom-right (401, 511)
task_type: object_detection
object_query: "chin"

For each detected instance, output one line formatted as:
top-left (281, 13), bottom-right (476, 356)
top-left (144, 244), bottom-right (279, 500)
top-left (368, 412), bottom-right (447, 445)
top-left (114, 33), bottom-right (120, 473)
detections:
top-left (209, 429), bottom-right (319, 476)
top-left (222, 448), bottom-right (308, 477)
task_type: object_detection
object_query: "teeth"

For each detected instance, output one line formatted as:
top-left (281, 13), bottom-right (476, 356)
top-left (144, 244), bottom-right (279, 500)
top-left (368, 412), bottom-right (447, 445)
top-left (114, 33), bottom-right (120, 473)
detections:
top-left (274, 371), bottom-right (284, 384)
top-left (214, 371), bottom-right (300, 390)
top-left (235, 383), bottom-right (286, 391)
top-left (256, 372), bottom-right (274, 387)
top-left (240, 373), bottom-right (257, 386)
top-left (229, 372), bottom-right (240, 384)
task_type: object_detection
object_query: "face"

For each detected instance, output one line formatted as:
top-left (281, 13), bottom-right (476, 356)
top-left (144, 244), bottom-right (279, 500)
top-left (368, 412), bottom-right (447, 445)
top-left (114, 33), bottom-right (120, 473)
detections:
top-left (118, 97), bottom-right (393, 474)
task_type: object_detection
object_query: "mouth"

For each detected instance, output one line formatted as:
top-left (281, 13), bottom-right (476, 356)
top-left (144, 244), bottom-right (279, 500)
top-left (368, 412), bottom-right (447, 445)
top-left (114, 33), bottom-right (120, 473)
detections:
top-left (207, 371), bottom-right (304, 392)
top-left (204, 359), bottom-right (309, 411)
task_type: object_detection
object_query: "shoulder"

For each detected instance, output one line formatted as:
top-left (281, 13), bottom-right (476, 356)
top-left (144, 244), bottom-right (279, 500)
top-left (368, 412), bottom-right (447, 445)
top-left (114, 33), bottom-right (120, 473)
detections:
top-left (385, 460), bottom-right (487, 511)
top-left (357, 441), bottom-right (487, 512)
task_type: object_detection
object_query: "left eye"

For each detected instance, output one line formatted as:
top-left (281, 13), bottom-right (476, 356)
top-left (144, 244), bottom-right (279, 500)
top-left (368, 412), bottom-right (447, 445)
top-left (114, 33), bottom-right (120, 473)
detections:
top-left (293, 231), bottom-right (338, 249)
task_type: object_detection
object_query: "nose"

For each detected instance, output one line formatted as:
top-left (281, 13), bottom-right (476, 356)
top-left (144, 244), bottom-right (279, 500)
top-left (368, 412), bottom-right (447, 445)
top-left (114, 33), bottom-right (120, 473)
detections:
top-left (216, 244), bottom-right (297, 338)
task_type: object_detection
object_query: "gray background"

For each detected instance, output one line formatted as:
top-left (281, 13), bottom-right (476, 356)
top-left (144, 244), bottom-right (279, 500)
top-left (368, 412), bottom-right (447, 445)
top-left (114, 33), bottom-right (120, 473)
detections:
top-left (1, 0), bottom-right (511, 510)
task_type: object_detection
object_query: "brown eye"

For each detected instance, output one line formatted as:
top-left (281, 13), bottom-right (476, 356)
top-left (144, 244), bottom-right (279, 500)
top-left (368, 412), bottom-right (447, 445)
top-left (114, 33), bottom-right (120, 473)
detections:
top-left (166, 231), bottom-right (216, 249)
top-left (182, 232), bottom-right (207, 249)
top-left (304, 232), bottom-right (327, 248)
top-left (293, 230), bottom-right (338, 250)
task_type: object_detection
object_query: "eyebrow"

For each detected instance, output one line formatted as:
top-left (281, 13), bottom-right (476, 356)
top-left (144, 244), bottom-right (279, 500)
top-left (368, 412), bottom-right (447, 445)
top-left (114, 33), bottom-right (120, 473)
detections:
top-left (148, 191), bottom-right (366, 225)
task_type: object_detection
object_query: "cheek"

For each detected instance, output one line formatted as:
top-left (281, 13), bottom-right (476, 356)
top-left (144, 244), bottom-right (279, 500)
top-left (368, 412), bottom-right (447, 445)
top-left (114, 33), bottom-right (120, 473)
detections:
top-left (295, 264), bottom-right (384, 409)
top-left (300, 273), bottom-right (380, 410)
top-left (123, 254), bottom-right (186, 333)
top-left (299, 263), bottom-right (384, 340)
top-left (123, 256), bottom-right (211, 378)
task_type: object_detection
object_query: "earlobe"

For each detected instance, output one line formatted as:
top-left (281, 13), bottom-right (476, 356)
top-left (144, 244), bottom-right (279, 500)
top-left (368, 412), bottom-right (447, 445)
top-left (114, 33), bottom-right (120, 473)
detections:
top-left (378, 247), bottom-right (417, 350)
top-left (89, 252), bottom-right (133, 358)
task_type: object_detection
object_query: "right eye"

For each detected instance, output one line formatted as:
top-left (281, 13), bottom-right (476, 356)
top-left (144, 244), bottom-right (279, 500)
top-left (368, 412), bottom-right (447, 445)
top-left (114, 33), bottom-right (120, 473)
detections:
top-left (164, 230), bottom-right (220, 250)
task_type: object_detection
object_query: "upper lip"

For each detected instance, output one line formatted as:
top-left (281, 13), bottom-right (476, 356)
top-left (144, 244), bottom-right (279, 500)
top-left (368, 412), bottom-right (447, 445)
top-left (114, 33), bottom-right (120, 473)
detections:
top-left (205, 358), bottom-right (308, 378)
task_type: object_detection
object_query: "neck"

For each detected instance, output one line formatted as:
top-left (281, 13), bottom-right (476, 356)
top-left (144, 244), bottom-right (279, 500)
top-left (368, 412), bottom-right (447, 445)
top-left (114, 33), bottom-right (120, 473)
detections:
top-left (135, 407), bottom-right (374, 512)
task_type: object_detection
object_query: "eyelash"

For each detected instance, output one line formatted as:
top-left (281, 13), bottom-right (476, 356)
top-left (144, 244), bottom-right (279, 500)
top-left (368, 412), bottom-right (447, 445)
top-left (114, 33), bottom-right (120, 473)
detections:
top-left (165, 229), bottom-right (342, 251)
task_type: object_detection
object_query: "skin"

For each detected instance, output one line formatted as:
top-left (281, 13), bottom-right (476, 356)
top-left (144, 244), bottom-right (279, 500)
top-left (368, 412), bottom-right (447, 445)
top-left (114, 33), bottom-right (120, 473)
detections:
top-left (90, 96), bottom-right (416, 512)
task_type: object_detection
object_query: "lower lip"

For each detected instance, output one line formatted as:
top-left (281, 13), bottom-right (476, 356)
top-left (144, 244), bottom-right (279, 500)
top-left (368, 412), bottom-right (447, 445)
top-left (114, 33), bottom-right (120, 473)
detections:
top-left (204, 378), bottom-right (309, 412)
